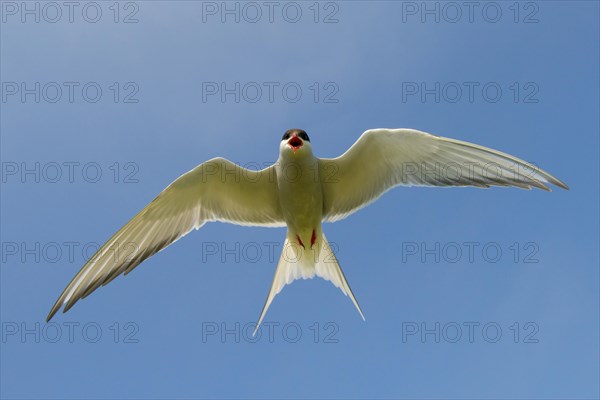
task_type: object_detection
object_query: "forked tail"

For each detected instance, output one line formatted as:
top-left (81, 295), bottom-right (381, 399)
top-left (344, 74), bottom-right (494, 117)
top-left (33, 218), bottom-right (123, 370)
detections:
top-left (254, 232), bottom-right (364, 336)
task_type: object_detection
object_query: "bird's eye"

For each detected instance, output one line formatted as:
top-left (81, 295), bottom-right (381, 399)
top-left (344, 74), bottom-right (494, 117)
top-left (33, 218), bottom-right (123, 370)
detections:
top-left (282, 132), bottom-right (290, 141)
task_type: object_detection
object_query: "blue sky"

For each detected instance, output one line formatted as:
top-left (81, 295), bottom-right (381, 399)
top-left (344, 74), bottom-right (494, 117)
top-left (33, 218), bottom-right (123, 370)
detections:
top-left (1, 1), bottom-right (598, 399)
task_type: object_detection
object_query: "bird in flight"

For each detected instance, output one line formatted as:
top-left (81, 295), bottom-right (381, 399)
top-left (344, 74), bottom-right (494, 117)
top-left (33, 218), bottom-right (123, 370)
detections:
top-left (47, 128), bottom-right (568, 332)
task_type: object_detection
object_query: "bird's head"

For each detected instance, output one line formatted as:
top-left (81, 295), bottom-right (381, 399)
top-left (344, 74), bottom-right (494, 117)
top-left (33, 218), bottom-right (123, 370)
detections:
top-left (279, 129), bottom-right (312, 158)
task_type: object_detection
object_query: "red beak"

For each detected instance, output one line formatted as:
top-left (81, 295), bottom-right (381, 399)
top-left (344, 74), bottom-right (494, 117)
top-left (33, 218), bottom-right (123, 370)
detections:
top-left (288, 136), bottom-right (303, 153)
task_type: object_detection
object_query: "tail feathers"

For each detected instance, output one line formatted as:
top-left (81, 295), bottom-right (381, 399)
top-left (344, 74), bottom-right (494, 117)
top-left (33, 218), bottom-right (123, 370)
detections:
top-left (253, 233), bottom-right (364, 336)
top-left (254, 237), bottom-right (314, 335)
top-left (316, 234), bottom-right (365, 321)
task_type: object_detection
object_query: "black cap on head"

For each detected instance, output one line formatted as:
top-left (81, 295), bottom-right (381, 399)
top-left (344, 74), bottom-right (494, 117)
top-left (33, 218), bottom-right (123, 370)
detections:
top-left (282, 129), bottom-right (310, 142)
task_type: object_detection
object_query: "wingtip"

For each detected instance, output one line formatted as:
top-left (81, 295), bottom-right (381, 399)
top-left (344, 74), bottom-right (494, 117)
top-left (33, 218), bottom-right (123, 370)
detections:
top-left (542, 172), bottom-right (569, 191)
top-left (46, 304), bottom-right (60, 323)
top-left (558, 181), bottom-right (570, 190)
top-left (545, 176), bottom-right (569, 191)
top-left (63, 300), bottom-right (76, 314)
top-left (544, 180), bottom-right (569, 191)
top-left (358, 309), bottom-right (366, 321)
top-left (252, 320), bottom-right (265, 337)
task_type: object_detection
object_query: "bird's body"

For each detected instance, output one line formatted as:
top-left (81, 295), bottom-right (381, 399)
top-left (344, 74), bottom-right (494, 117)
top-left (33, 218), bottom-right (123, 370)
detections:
top-left (46, 128), bottom-right (568, 331)
top-left (276, 141), bottom-right (323, 249)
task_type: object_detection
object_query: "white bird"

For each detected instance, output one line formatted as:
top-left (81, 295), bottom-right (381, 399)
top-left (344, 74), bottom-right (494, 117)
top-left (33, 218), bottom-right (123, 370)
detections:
top-left (47, 128), bottom-right (568, 332)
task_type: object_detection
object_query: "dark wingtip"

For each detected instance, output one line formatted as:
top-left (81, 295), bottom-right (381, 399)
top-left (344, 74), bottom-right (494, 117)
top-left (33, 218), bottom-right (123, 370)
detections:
top-left (46, 306), bottom-right (59, 322)
top-left (63, 301), bottom-right (75, 314)
top-left (46, 297), bottom-right (73, 322)
top-left (558, 181), bottom-right (570, 190)
top-left (544, 174), bottom-right (569, 190)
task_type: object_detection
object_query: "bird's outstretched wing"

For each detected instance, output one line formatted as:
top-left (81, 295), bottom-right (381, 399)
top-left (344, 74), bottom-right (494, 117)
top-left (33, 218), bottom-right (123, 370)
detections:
top-left (47, 157), bottom-right (284, 321)
top-left (319, 129), bottom-right (568, 222)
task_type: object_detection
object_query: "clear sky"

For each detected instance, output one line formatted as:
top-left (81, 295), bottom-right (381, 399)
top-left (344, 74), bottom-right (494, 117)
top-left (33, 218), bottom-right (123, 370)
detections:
top-left (1, 1), bottom-right (598, 399)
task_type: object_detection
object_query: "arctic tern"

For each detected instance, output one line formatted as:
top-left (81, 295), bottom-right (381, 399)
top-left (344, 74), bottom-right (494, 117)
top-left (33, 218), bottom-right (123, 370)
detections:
top-left (47, 128), bottom-right (568, 331)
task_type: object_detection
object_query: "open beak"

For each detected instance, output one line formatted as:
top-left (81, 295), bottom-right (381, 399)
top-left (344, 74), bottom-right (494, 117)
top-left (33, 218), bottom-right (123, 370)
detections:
top-left (287, 136), bottom-right (303, 153)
